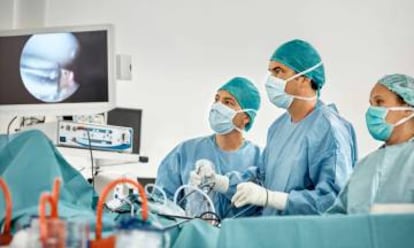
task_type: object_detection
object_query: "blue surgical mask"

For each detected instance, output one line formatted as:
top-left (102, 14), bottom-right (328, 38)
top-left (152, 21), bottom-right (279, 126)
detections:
top-left (265, 62), bottom-right (322, 109)
top-left (208, 102), bottom-right (256, 135)
top-left (365, 106), bottom-right (414, 141)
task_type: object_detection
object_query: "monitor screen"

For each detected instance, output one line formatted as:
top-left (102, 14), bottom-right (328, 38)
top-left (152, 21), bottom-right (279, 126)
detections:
top-left (0, 24), bottom-right (115, 116)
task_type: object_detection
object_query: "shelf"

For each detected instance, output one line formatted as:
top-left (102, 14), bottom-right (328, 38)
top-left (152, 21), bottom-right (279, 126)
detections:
top-left (57, 146), bottom-right (139, 167)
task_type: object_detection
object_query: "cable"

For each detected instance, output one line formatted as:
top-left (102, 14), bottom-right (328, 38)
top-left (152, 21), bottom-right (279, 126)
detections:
top-left (222, 177), bottom-right (259, 219)
top-left (119, 197), bottom-right (135, 216)
top-left (222, 202), bottom-right (254, 219)
top-left (144, 183), bottom-right (167, 205)
top-left (176, 182), bottom-right (215, 206)
top-left (160, 219), bottom-right (193, 231)
top-left (222, 204), bottom-right (234, 219)
top-left (86, 129), bottom-right (95, 190)
top-left (198, 211), bottom-right (221, 226)
top-left (7, 116), bottom-right (18, 136)
top-left (173, 184), bottom-right (216, 217)
top-left (157, 213), bottom-right (193, 220)
top-left (231, 205), bottom-right (256, 219)
top-left (79, 127), bottom-right (95, 191)
top-left (158, 211), bottom-right (221, 228)
top-left (6, 116), bottom-right (18, 142)
top-left (157, 211), bottom-right (221, 228)
top-left (18, 117), bottom-right (25, 131)
top-left (15, 116), bottom-right (46, 132)
top-left (23, 116), bottom-right (45, 126)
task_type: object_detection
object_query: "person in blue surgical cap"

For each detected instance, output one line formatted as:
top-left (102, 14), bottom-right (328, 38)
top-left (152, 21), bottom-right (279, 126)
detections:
top-left (196, 39), bottom-right (358, 215)
top-left (155, 77), bottom-right (261, 218)
top-left (327, 74), bottom-right (414, 214)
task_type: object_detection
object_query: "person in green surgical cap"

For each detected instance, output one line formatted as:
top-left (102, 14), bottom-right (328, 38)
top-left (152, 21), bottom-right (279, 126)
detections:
top-left (195, 39), bottom-right (358, 216)
top-left (327, 74), bottom-right (414, 214)
top-left (155, 77), bottom-right (262, 218)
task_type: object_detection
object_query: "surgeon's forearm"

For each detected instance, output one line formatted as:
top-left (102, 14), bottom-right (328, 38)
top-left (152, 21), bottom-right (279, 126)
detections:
top-left (283, 188), bottom-right (339, 215)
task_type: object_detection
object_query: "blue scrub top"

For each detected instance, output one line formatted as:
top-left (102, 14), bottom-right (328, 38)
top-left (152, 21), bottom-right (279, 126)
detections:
top-left (327, 139), bottom-right (414, 214)
top-left (259, 101), bottom-right (357, 215)
top-left (155, 134), bottom-right (261, 218)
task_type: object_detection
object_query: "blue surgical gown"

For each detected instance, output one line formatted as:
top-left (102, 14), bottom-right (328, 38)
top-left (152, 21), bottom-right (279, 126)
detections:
top-left (259, 101), bottom-right (357, 215)
top-left (250, 101), bottom-right (357, 215)
top-left (155, 135), bottom-right (261, 218)
top-left (327, 139), bottom-right (414, 214)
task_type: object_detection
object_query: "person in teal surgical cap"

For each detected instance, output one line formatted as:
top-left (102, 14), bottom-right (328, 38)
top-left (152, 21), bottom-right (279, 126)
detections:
top-left (196, 39), bottom-right (358, 215)
top-left (327, 74), bottom-right (414, 214)
top-left (155, 77), bottom-right (261, 218)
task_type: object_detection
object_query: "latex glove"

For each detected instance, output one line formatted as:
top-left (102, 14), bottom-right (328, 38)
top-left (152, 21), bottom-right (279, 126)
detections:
top-left (188, 159), bottom-right (214, 188)
top-left (231, 182), bottom-right (288, 210)
top-left (195, 159), bottom-right (215, 181)
top-left (189, 159), bottom-right (214, 187)
top-left (189, 170), bottom-right (202, 187)
top-left (194, 159), bottom-right (229, 193)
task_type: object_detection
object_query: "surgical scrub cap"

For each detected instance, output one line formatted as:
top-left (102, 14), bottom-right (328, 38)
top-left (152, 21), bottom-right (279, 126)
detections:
top-left (218, 77), bottom-right (261, 131)
top-left (378, 74), bottom-right (414, 106)
top-left (270, 39), bottom-right (325, 90)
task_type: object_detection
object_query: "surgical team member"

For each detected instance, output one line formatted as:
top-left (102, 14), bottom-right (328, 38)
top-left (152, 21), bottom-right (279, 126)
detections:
top-left (327, 74), bottom-right (414, 214)
top-left (155, 77), bottom-right (261, 218)
top-left (196, 39), bottom-right (358, 215)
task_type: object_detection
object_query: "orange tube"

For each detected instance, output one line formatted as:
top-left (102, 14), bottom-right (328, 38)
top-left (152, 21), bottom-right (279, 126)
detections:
top-left (51, 178), bottom-right (61, 218)
top-left (38, 193), bottom-right (55, 241)
top-left (95, 178), bottom-right (148, 240)
top-left (0, 178), bottom-right (12, 236)
top-left (38, 178), bottom-right (62, 246)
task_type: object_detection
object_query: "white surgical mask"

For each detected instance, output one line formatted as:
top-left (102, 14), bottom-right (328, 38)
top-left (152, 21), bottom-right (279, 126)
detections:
top-left (208, 102), bottom-right (256, 135)
top-left (265, 61), bottom-right (322, 109)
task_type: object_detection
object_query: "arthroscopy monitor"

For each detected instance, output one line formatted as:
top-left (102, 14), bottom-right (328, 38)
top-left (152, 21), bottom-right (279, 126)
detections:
top-left (0, 24), bottom-right (115, 116)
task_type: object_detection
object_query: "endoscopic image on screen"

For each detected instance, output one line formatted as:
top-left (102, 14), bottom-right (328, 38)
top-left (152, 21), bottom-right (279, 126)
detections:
top-left (0, 30), bottom-right (109, 105)
top-left (20, 32), bottom-right (80, 102)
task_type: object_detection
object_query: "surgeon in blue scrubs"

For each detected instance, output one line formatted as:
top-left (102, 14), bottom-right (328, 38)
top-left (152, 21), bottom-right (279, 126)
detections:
top-left (155, 77), bottom-right (261, 218)
top-left (198, 39), bottom-right (358, 215)
top-left (327, 74), bottom-right (414, 214)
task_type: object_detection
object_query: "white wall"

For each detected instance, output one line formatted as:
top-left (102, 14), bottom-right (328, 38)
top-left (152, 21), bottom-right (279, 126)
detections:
top-left (3, 0), bottom-right (414, 178)
top-left (0, 0), bottom-right (15, 29)
top-left (14, 0), bottom-right (46, 28)
top-left (0, 0), bottom-right (46, 29)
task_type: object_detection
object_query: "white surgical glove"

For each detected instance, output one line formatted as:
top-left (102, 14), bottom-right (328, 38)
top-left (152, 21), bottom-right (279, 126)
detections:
top-left (231, 182), bottom-right (288, 210)
top-left (195, 159), bottom-right (215, 180)
top-left (211, 174), bottom-right (229, 193)
top-left (189, 171), bottom-right (202, 187)
top-left (194, 159), bottom-right (229, 193)
top-left (188, 159), bottom-right (213, 187)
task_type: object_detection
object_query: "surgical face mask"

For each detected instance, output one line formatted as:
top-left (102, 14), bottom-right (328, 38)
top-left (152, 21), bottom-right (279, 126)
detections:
top-left (265, 61), bottom-right (322, 109)
top-left (208, 102), bottom-right (256, 135)
top-left (365, 106), bottom-right (414, 141)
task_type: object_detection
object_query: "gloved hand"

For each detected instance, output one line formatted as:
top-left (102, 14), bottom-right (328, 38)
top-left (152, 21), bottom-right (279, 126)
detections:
top-left (189, 171), bottom-right (202, 187)
top-left (189, 159), bottom-right (215, 187)
top-left (231, 182), bottom-right (288, 210)
top-left (190, 159), bottom-right (230, 193)
top-left (195, 159), bottom-right (216, 183)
